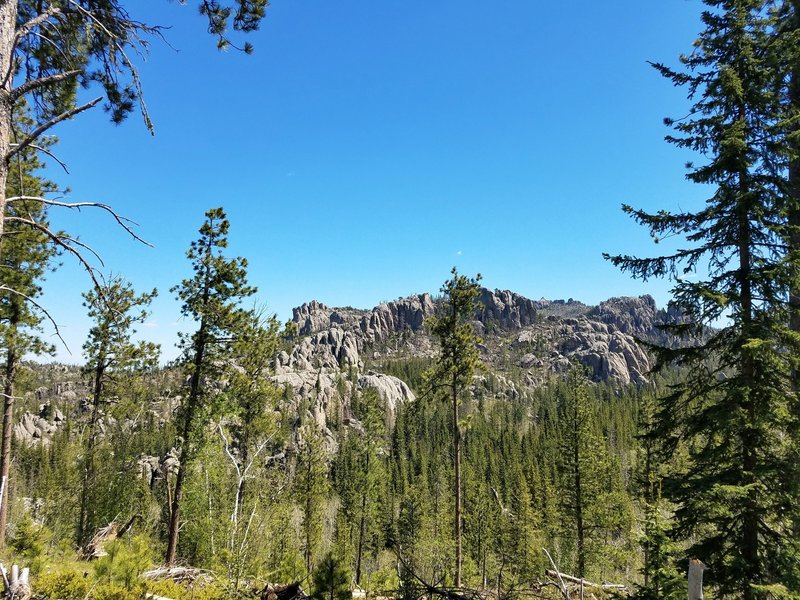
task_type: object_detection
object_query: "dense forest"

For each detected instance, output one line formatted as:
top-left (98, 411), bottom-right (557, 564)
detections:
top-left (0, 0), bottom-right (798, 599)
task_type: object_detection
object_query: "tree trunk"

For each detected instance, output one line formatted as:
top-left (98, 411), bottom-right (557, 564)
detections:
top-left (573, 394), bottom-right (585, 579)
top-left (0, 343), bottom-right (16, 549)
top-left (453, 376), bottom-right (462, 589)
top-left (78, 359), bottom-right (105, 545)
top-left (0, 0), bottom-right (17, 268)
top-left (165, 325), bottom-right (206, 565)
top-left (789, 1), bottom-right (800, 395)
top-left (688, 559), bottom-right (705, 600)
top-left (737, 145), bottom-right (759, 599)
top-left (0, 6), bottom-right (18, 548)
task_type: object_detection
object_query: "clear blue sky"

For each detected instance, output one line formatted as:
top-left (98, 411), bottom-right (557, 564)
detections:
top-left (39, 0), bottom-right (709, 362)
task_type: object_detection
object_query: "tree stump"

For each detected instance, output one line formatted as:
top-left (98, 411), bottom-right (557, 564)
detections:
top-left (688, 558), bottom-right (706, 600)
top-left (0, 563), bottom-right (31, 600)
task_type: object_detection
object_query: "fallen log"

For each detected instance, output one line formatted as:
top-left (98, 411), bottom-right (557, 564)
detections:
top-left (258, 582), bottom-right (307, 600)
top-left (544, 570), bottom-right (629, 597)
top-left (140, 566), bottom-right (215, 586)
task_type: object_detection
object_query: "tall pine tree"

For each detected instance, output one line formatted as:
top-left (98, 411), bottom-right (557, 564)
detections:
top-left (427, 268), bottom-right (482, 588)
top-left (78, 276), bottom-right (158, 543)
top-left (166, 207), bottom-right (255, 565)
top-left (606, 1), bottom-right (798, 596)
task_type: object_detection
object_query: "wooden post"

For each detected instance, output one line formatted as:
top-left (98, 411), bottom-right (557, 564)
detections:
top-left (688, 558), bottom-right (705, 600)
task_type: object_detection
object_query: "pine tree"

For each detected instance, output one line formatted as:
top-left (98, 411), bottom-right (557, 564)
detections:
top-left (605, 1), bottom-right (798, 595)
top-left (165, 207), bottom-right (255, 565)
top-left (296, 422), bottom-right (329, 574)
top-left (0, 111), bottom-right (57, 547)
top-left (427, 268), bottom-right (482, 588)
top-left (312, 552), bottom-right (352, 600)
top-left (78, 276), bottom-right (158, 544)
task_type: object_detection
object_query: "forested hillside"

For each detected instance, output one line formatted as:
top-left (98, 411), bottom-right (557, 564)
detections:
top-left (3, 276), bottom-right (667, 599)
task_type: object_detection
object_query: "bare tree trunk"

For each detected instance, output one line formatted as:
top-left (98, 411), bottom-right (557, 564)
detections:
top-left (0, 1), bottom-right (17, 268)
top-left (688, 558), bottom-right (705, 600)
top-left (0, 343), bottom-right (16, 549)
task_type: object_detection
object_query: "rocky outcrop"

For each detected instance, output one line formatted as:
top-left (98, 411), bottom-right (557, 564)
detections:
top-left (278, 327), bottom-right (362, 371)
top-left (357, 372), bottom-right (415, 425)
top-left (477, 288), bottom-right (537, 329)
top-left (592, 295), bottom-right (659, 340)
top-left (280, 289), bottom-right (683, 438)
top-left (14, 403), bottom-right (67, 446)
top-left (515, 316), bottom-right (651, 385)
top-left (362, 293), bottom-right (435, 342)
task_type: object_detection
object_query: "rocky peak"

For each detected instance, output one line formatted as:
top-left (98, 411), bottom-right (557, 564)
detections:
top-left (477, 288), bottom-right (537, 330)
top-left (293, 300), bottom-right (334, 336)
top-left (592, 295), bottom-right (659, 339)
top-left (362, 293), bottom-right (435, 342)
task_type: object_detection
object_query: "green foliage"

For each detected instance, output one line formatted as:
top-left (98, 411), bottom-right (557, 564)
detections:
top-left (93, 535), bottom-right (154, 590)
top-left (79, 276), bottom-right (159, 542)
top-left (34, 565), bottom-right (92, 600)
top-left (312, 552), bottom-right (352, 600)
top-left (296, 423), bottom-right (330, 574)
top-left (9, 513), bottom-right (51, 574)
top-left (427, 268), bottom-right (483, 403)
top-left (167, 207), bottom-right (257, 563)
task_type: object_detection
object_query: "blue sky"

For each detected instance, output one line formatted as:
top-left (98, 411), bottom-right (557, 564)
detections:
top-left (39, 1), bottom-right (709, 362)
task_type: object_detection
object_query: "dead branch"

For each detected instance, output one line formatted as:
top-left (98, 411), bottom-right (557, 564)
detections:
top-left (395, 547), bottom-right (485, 600)
top-left (0, 285), bottom-right (67, 349)
top-left (9, 143), bottom-right (70, 173)
top-left (12, 6), bottom-right (63, 51)
top-left (544, 571), bottom-right (627, 592)
top-left (6, 97), bottom-right (102, 161)
top-left (10, 196), bottom-right (152, 246)
top-left (542, 549), bottom-right (569, 599)
top-left (12, 69), bottom-right (82, 100)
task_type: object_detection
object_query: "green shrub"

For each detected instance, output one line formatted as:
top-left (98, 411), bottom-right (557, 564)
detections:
top-left (35, 565), bottom-right (91, 599)
top-left (93, 534), bottom-right (153, 590)
top-left (9, 513), bottom-right (52, 574)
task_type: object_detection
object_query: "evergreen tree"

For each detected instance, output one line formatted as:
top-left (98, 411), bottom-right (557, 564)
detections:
top-left (166, 207), bottom-right (255, 565)
top-left (312, 552), bottom-right (352, 600)
top-left (0, 111), bottom-right (56, 547)
top-left (296, 422), bottom-right (330, 574)
top-left (606, 1), bottom-right (798, 595)
top-left (78, 276), bottom-right (158, 544)
top-left (426, 267), bottom-right (482, 588)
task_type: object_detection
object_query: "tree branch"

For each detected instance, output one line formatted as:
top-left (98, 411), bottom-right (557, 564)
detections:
top-left (11, 69), bottom-right (82, 101)
top-left (0, 285), bottom-right (68, 351)
top-left (7, 97), bottom-right (102, 161)
top-left (9, 143), bottom-right (70, 173)
top-left (7, 196), bottom-right (152, 247)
